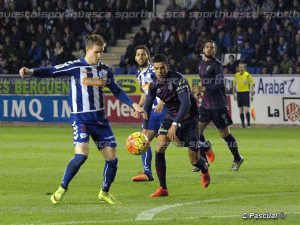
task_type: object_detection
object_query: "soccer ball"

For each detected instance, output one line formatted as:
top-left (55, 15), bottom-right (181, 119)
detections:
top-left (126, 132), bottom-right (149, 155)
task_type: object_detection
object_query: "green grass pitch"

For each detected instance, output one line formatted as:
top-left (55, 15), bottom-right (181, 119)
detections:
top-left (0, 125), bottom-right (299, 225)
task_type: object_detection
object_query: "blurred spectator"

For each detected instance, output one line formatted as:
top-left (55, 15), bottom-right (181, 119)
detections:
top-left (168, 56), bottom-right (181, 72)
top-left (260, 0), bottom-right (275, 13)
top-left (53, 41), bottom-right (65, 64)
top-left (149, 36), bottom-right (162, 55)
top-left (232, 25), bottom-right (247, 53)
top-left (17, 40), bottom-right (29, 65)
top-left (10, 25), bottom-right (21, 46)
top-left (296, 65), bottom-right (300, 74)
top-left (227, 54), bottom-right (237, 74)
top-left (277, 36), bottom-right (289, 59)
top-left (42, 39), bottom-right (54, 62)
top-left (240, 41), bottom-right (254, 64)
top-left (180, 52), bottom-right (200, 74)
top-left (288, 67), bottom-right (295, 74)
top-left (195, 30), bottom-right (208, 55)
top-left (261, 66), bottom-right (270, 75)
top-left (265, 37), bottom-right (277, 58)
top-left (263, 55), bottom-right (275, 74)
top-left (119, 37), bottom-right (136, 69)
top-left (148, 30), bottom-right (158, 47)
top-left (149, 16), bottom-right (164, 34)
top-left (190, 16), bottom-right (206, 36)
top-left (135, 27), bottom-right (149, 46)
top-left (280, 53), bottom-right (294, 74)
top-left (166, 34), bottom-right (184, 62)
top-left (247, 27), bottom-right (259, 47)
top-left (272, 64), bottom-right (281, 74)
top-left (159, 24), bottom-right (171, 44)
top-left (72, 42), bottom-right (85, 59)
top-left (183, 29), bottom-right (196, 55)
top-left (164, 0), bottom-right (182, 27)
top-left (28, 40), bottom-right (42, 67)
top-left (291, 33), bottom-right (300, 59)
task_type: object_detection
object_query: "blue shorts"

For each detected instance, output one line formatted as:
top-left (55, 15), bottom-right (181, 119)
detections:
top-left (72, 118), bottom-right (117, 149)
top-left (142, 108), bottom-right (166, 132)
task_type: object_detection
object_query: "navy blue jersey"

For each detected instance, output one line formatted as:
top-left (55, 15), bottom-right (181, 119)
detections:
top-left (146, 71), bottom-right (198, 123)
top-left (198, 57), bottom-right (227, 109)
top-left (32, 58), bottom-right (134, 121)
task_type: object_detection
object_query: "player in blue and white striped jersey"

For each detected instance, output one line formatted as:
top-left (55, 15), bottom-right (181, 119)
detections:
top-left (19, 34), bottom-right (143, 205)
top-left (131, 46), bottom-right (166, 182)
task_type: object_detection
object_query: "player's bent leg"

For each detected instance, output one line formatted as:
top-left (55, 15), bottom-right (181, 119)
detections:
top-left (132, 129), bottom-right (156, 182)
top-left (150, 135), bottom-right (170, 197)
top-left (195, 122), bottom-right (210, 171)
top-left (219, 127), bottom-right (244, 171)
top-left (51, 143), bottom-right (89, 205)
top-left (188, 148), bottom-right (210, 188)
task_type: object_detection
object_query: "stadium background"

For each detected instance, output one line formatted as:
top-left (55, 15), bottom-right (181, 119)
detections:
top-left (0, 1), bottom-right (299, 225)
top-left (1, 0), bottom-right (299, 125)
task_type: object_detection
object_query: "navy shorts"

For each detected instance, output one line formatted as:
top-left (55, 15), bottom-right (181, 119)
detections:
top-left (142, 107), bottom-right (166, 132)
top-left (198, 106), bottom-right (233, 129)
top-left (237, 91), bottom-right (250, 107)
top-left (72, 119), bottom-right (117, 149)
top-left (158, 118), bottom-right (199, 151)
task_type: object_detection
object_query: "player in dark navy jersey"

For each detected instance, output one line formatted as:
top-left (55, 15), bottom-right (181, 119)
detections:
top-left (194, 40), bottom-right (244, 171)
top-left (19, 34), bottom-right (143, 205)
top-left (141, 54), bottom-right (214, 197)
top-left (131, 46), bottom-right (166, 182)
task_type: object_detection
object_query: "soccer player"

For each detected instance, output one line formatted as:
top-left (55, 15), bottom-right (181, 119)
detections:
top-left (233, 62), bottom-right (255, 128)
top-left (141, 54), bottom-right (213, 197)
top-left (194, 40), bottom-right (244, 171)
top-left (132, 45), bottom-right (166, 182)
top-left (19, 34), bottom-right (143, 205)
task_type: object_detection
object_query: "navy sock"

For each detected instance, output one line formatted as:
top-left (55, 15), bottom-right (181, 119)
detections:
top-left (198, 135), bottom-right (208, 162)
top-left (141, 147), bottom-right (152, 177)
top-left (102, 158), bottom-right (118, 192)
top-left (61, 154), bottom-right (87, 189)
top-left (193, 157), bottom-right (208, 174)
top-left (223, 134), bottom-right (241, 162)
top-left (240, 113), bottom-right (245, 127)
top-left (246, 112), bottom-right (250, 126)
top-left (155, 152), bottom-right (167, 189)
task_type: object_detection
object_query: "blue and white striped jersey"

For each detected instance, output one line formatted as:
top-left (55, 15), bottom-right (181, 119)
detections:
top-left (136, 64), bottom-right (159, 107)
top-left (33, 58), bottom-right (134, 121)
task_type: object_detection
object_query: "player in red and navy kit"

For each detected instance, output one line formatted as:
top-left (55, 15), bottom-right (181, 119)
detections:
top-left (141, 54), bottom-right (214, 197)
top-left (19, 34), bottom-right (143, 205)
top-left (131, 46), bottom-right (166, 182)
top-left (195, 40), bottom-right (244, 171)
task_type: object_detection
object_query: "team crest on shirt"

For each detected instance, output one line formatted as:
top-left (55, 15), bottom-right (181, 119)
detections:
top-left (97, 70), bottom-right (108, 79)
top-left (168, 83), bottom-right (173, 90)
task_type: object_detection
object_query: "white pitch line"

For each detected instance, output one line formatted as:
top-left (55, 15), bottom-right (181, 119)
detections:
top-left (135, 192), bottom-right (299, 221)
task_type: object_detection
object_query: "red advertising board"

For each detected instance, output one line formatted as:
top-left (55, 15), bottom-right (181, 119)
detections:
top-left (105, 95), bottom-right (143, 123)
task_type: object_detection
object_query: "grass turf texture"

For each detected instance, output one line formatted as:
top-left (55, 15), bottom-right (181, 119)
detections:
top-left (0, 125), bottom-right (299, 225)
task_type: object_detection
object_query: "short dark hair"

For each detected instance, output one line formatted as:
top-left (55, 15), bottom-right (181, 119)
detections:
top-left (135, 45), bottom-right (150, 56)
top-left (205, 39), bottom-right (216, 45)
top-left (152, 54), bottom-right (168, 64)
